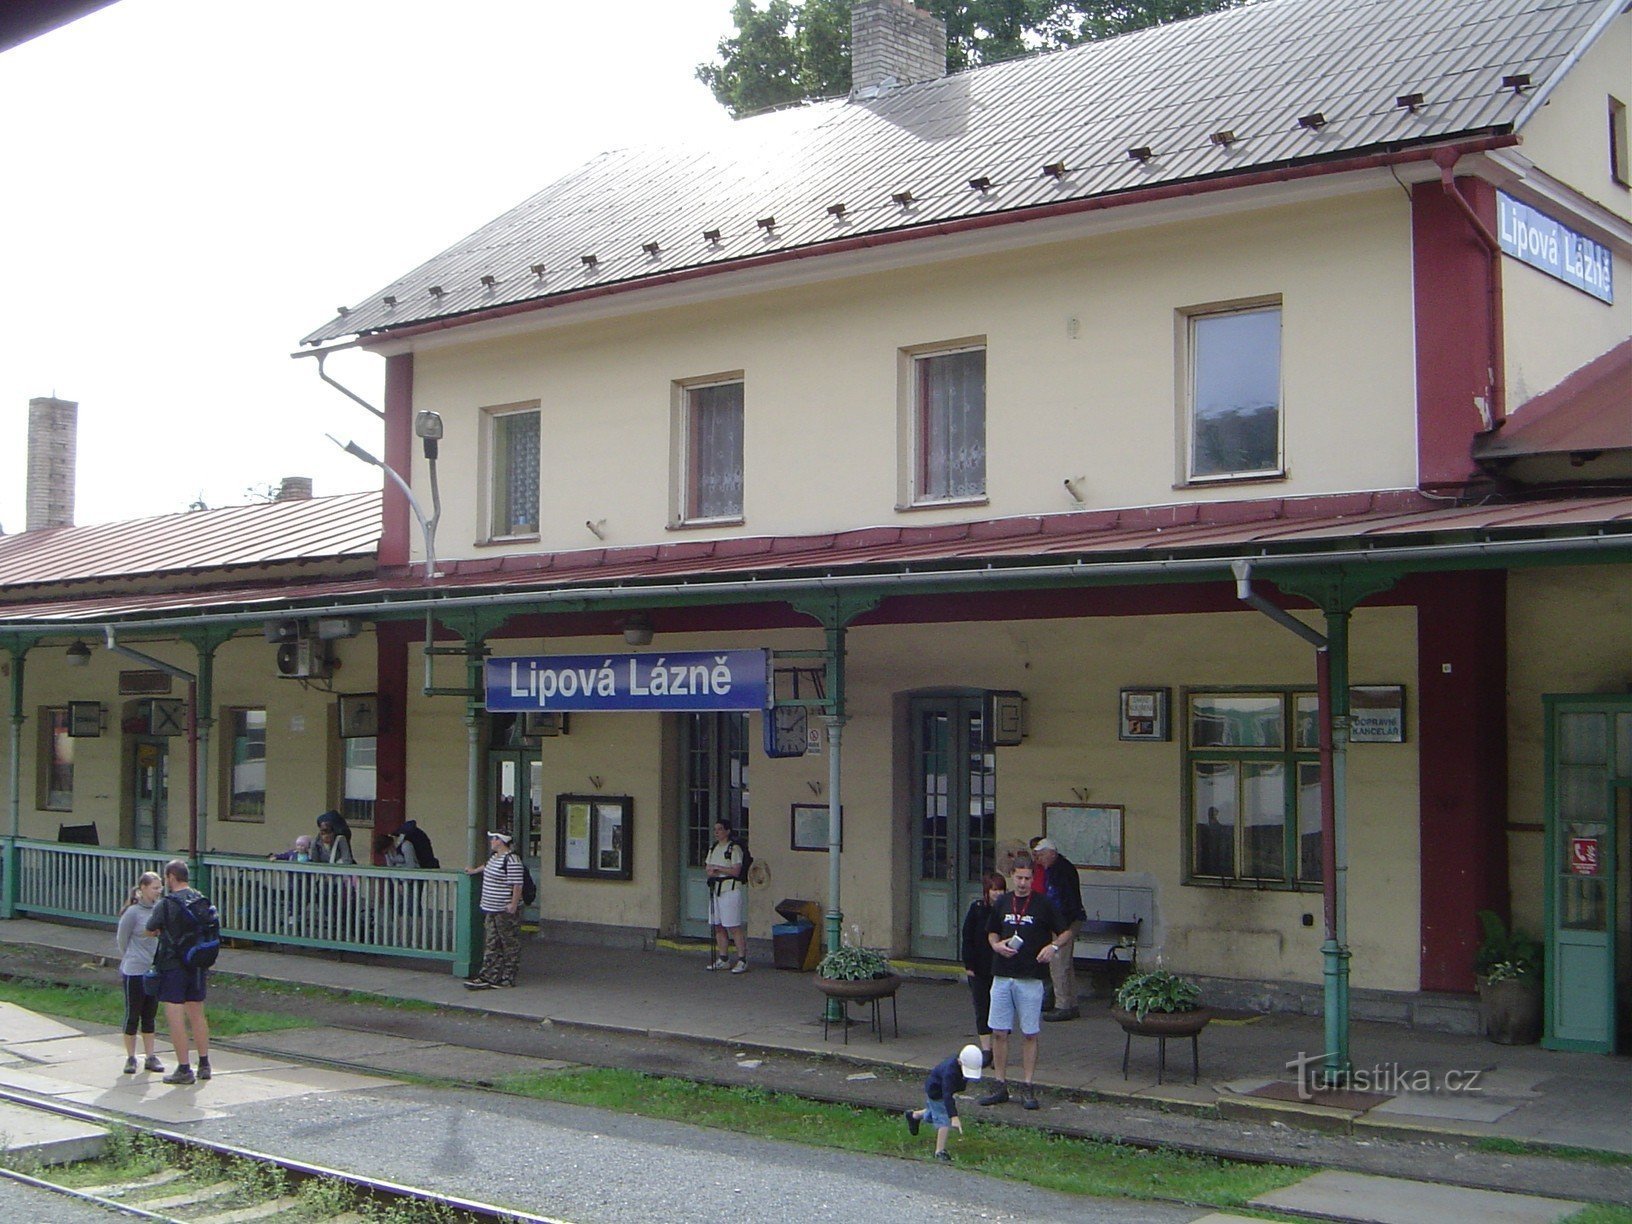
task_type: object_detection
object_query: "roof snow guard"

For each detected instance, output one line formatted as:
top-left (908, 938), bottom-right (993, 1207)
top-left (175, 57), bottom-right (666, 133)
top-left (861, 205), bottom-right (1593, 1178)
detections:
top-left (302, 0), bottom-right (1623, 349)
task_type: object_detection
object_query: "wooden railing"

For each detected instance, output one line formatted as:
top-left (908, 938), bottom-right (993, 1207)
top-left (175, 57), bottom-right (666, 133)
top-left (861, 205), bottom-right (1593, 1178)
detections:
top-left (0, 839), bottom-right (475, 977)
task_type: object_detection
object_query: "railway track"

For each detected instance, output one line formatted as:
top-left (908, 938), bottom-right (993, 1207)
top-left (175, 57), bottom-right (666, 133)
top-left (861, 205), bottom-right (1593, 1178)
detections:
top-left (0, 1085), bottom-right (566, 1224)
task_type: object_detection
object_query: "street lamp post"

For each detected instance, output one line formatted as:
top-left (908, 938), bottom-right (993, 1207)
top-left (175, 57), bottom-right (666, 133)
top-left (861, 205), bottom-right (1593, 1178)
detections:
top-left (328, 410), bottom-right (443, 581)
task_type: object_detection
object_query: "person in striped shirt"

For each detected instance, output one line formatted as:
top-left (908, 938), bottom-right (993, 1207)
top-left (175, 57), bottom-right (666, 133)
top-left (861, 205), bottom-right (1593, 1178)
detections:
top-left (464, 831), bottom-right (525, 989)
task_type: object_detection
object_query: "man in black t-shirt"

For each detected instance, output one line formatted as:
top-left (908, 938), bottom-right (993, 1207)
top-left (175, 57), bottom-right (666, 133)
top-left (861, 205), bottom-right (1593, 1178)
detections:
top-left (979, 859), bottom-right (1069, 1111)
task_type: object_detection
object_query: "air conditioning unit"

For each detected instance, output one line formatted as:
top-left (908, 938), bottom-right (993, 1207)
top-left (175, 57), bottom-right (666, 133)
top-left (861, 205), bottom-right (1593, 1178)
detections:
top-left (276, 639), bottom-right (330, 680)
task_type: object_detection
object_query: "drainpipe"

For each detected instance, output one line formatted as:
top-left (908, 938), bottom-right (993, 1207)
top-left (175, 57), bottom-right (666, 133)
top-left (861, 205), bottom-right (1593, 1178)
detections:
top-left (1233, 562), bottom-right (1350, 1081)
top-left (1434, 149), bottom-right (1506, 425)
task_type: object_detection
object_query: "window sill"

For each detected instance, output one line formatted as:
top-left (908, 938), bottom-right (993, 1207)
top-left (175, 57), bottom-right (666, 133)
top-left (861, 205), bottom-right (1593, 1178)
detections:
top-left (896, 495), bottom-right (990, 513)
top-left (1175, 471), bottom-right (1286, 490)
top-left (667, 516), bottom-right (745, 532)
top-left (1183, 876), bottom-right (1321, 893)
top-left (474, 533), bottom-right (541, 549)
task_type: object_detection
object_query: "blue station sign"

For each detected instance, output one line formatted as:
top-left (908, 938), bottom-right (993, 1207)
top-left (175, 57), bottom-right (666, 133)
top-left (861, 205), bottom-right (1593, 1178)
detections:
top-left (485, 649), bottom-right (770, 713)
top-left (1497, 192), bottom-right (1614, 303)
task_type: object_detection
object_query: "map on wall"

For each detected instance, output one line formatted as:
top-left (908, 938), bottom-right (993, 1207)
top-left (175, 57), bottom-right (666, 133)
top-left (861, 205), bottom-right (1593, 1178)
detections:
top-left (1043, 803), bottom-right (1125, 871)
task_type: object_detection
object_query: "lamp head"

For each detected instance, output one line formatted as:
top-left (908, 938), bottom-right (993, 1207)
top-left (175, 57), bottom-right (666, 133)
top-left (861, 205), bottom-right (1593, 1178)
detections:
top-left (414, 411), bottom-right (444, 441)
top-left (65, 641), bottom-right (91, 667)
top-left (622, 613), bottom-right (654, 647)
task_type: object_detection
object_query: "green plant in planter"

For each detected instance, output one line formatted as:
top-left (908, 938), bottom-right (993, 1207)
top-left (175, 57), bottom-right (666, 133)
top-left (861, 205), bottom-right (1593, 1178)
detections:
top-left (815, 945), bottom-right (891, 981)
top-left (1474, 910), bottom-right (1542, 983)
top-left (1114, 969), bottom-right (1201, 1021)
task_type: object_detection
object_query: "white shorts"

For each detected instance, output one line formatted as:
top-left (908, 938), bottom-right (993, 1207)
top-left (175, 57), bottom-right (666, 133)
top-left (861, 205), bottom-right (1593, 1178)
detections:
top-left (709, 884), bottom-right (745, 928)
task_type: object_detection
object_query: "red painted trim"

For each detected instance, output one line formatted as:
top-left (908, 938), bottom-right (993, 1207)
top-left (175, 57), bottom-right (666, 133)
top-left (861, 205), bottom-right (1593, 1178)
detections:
top-left (1413, 177), bottom-right (1502, 488)
top-left (1416, 570), bottom-right (1508, 992)
top-left (380, 354), bottom-right (413, 567)
top-left (373, 621), bottom-right (412, 841)
top-left (358, 137), bottom-right (1519, 349)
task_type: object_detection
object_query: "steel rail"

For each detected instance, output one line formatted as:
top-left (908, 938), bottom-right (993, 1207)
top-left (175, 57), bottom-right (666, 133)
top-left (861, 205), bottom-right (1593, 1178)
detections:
top-left (0, 1164), bottom-right (174, 1221)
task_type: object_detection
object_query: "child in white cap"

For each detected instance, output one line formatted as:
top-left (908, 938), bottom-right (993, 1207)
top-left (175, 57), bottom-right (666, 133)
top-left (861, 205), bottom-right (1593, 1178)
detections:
top-left (904, 1043), bottom-right (984, 1162)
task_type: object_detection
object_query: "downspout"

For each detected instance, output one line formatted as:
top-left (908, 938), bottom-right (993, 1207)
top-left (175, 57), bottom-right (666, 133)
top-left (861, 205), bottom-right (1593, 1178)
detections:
top-left (313, 350), bottom-right (385, 421)
top-left (1233, 562), bottom-right (1349, 1082)
top-left (103, 630), bottom-right (199, 856)
top-left (1434, 149), bottom-right (1506, 425)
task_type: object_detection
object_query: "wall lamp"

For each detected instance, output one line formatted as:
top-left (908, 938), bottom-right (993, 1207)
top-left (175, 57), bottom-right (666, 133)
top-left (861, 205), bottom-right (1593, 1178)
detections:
top-left (622, 613), bottom-right (654, 647)
top-left (65, 640), bottom-right (92, 667)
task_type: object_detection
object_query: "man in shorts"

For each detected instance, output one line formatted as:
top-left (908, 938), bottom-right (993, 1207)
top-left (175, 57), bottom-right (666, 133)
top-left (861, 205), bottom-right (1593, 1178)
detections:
top-left (144, 859), bottom-right (212, 1086)
top-left (980, 858), bottom-right (1069, 1111)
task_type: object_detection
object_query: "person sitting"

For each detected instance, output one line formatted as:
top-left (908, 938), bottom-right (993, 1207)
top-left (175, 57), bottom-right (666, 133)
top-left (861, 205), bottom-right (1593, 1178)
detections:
top-left (312, 814), bottom-right (355, 865)
top-left (268, 835), bottom-right (312, 862)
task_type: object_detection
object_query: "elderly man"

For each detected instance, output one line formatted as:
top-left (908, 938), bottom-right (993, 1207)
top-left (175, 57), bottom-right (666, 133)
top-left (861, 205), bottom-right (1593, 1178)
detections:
top-left (1031, 837), bottom-right (1087, 1021)
top-left (464, 831), bottom-right (525, 990)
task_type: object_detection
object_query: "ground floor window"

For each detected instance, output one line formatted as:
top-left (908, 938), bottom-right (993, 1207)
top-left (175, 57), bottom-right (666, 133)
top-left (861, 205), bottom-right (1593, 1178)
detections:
top-left (38, 707), bottom-right (73, 810)
top-left (340, 736), bottom-right (377, 825)
top-left (1184, 688), bottom-right (1321, 887)
top-left (224, 707), bottom-right (267, 820)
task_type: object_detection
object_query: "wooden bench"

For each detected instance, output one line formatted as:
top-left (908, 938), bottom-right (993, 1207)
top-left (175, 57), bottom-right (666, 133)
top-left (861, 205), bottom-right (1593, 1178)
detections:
top-left (1075, 917), bottom-right (1141, 986)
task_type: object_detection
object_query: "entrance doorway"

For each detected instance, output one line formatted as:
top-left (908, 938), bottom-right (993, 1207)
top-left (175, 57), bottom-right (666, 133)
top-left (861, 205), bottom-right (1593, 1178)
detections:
top-left (1544, 697), bottom-right (1632, 1052)
top-left (487, 715), bottom-right (543, 920)
top-left (678, 712), bottom-right (750, 938)
top-left (131, 738), bottom-right (169, 852)
top-left (909, 695), bottom-right (996, 960)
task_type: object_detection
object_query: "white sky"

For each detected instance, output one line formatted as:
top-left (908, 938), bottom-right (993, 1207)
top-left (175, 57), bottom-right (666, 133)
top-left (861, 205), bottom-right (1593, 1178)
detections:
top-left (0, 0), bottom-right (736, 532)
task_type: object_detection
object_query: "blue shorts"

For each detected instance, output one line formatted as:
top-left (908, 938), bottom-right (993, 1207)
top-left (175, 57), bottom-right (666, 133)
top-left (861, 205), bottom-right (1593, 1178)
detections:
top-left (921, 1096), bottom-right (952, 1129)
top-left (987, 976), bottom-right (1045, 1036)
top-left (156, 967), bottom-right (207, 1005)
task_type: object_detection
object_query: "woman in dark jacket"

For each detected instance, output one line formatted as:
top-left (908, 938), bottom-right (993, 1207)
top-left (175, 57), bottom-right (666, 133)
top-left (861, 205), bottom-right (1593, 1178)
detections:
top-left (960, 871), bottom-right (1008, 1068)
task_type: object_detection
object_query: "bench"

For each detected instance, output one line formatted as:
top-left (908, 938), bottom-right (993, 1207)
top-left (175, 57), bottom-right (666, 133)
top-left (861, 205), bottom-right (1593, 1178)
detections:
top-left (1075, 917), bottom-right (1141, 987)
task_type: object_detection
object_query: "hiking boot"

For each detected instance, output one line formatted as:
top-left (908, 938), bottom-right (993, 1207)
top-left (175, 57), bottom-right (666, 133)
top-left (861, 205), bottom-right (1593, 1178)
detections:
top-left (1021, 1085), bottom-right (1039, 1111)
top-left (904, 1110), bottom-right (920, 1137)
top-left (163, 1066), bottom-right (195, 1085)
top-left (705, 957), bottom-right (728, 971)
top-left (123, 1056), bottom-right (138, 1075)
top-left (1042, 1007), bottom-right (1080, 1022)
top-left (730, 960), bottom-right (749, 974)
top-left (977, 1081), bottom-right (1009, 1107)
top-left (464, 980), bottom-right (494, 991)
top-left (933, 1150), bottom-right (952, 1162)
top-left (144, 1055), bottom-right (165, 1073)
top-left (197, 1058), bottom-right (212, 1081)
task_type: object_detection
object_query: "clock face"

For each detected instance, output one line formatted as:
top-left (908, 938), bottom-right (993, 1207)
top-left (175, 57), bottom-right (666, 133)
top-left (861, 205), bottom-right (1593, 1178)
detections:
top-left (765, 706), bottom-right (809, 758)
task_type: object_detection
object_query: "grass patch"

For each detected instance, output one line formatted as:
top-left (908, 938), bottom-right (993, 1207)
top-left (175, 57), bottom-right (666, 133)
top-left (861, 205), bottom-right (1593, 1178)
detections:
top-left (45, 1127), bottom-right (170, 1187)
top-left (0, 977), bottom-right (312, 1036)
top-left (496, 1067), bottom-right (1303, 1208)
top-left (1565, 1208), bottom-right (1632, 1223)
top-left (1475, 1137), bottom-right (1632, 1167)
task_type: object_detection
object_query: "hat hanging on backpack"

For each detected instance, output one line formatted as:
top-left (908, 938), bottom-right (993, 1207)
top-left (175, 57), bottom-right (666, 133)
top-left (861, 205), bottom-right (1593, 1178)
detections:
top-left (958, 1044), bottom-right (984, 1081)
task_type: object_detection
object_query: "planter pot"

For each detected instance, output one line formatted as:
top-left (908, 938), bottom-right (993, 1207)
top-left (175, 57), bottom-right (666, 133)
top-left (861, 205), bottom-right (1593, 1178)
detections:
top-left (815, 973), bottom-right (902, 1001)
top-left (1478, 977), bottom-right (1541, 1045)
top-left (1111, 1005), bottom-right (1212, 1038)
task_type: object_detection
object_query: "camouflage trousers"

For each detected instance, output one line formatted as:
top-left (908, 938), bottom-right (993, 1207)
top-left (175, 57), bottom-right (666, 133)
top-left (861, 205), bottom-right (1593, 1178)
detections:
top-left (478, 910), bottom-right (521, 986)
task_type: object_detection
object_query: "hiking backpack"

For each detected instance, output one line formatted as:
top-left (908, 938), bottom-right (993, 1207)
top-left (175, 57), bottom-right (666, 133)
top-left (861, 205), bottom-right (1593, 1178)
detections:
top-left (731, 837), bottom-right (753, 886)
top-left (401, 822), bottom-right (439, 869)
top-left (508, 853), bottom-right (538, 906)
top-left (170, 893), bottom-right (221, 969)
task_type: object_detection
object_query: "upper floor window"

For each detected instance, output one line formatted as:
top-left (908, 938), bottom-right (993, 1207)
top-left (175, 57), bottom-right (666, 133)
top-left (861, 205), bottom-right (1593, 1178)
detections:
top-left (913, 345), bottom-right (986, 504)
top-left (225, 707), bottom-right (267, 821)
top-left (678, 379), bottom-right (744, 524)
top-left (1185, 688), bottom-right (1321, 888)
top-left (1611, 96), bottom-right (1629, 189)
top-left (38, 707), bottom-right (73, 811)
top-left (1185, 303), bottom-right (1282, 482)
top-left (485, 405), bottom-right (540, 539)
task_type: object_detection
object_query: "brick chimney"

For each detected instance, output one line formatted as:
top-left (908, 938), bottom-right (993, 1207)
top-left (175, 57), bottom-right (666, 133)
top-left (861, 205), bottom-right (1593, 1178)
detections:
top-left (26, 396), bottom-right (77, 531)
top-left (851, 0), bottom-right (946, 97)
top-left (276, 476), bottom-right (314, 502)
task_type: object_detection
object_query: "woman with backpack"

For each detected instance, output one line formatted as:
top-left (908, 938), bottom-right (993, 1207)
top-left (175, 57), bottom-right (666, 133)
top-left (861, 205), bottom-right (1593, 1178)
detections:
top-left (704, 820), bottom-right (750, 974)
top-left (115, 871), bottom-right (164, 1076)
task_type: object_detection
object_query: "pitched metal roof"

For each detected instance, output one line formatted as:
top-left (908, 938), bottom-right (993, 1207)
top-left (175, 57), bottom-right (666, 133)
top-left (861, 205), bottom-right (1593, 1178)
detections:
top-left (302, 0), bottom-right (1623, 347)
top-left (9, 488), bottom-right (1632, 627)
top-left (0, 491), bottom-right (381, 591)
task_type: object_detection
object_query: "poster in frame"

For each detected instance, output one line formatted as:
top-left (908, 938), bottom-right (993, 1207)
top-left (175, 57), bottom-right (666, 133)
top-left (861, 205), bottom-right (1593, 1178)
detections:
top-left (790, 802), bottom-right (843, 852)
top-left (1118, 687), bottom-right (1170, 742)
top-left (555, 794), bottom-right (633, 880)
top-left (1042, 802), bottom-right (1125, 871)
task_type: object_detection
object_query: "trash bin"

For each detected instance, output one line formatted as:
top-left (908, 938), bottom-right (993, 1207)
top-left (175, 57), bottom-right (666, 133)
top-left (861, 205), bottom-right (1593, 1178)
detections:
top-left (774, 898), bottom-right (822, 971)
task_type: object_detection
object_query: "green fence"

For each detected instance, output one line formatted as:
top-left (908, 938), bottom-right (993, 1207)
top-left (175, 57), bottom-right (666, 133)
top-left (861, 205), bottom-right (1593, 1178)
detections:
top-left (1, 838), bottom-right (476, 978)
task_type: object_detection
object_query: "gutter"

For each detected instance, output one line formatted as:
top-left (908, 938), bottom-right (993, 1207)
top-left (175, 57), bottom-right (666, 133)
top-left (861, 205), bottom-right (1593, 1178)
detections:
top-left (307, 135), bottom-right (1520, 354)
top-left (1434, 149), bottom-right (1507, 424)
top-left (4, 521), bottom-right (1632, 638)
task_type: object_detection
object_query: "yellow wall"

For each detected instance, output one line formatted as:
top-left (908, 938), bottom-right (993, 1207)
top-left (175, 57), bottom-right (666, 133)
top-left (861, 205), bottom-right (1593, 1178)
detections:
top-left (404, 189), bottom-right (1417, 563)
top-left (1518, 13), bottom-right (1632, 226)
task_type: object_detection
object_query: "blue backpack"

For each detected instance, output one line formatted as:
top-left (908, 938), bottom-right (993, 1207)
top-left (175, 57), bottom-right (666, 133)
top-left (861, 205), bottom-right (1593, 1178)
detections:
top-left (170, 892), bottom-right (221, 969)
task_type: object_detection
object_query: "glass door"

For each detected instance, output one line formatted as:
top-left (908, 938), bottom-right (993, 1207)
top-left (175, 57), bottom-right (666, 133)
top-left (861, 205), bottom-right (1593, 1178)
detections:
top-left (487, 720), bottom-right (543, 921)
top-left (132, 739), bottom-right (169, 852)
top-left (909, 696), bottom-right (996, 960)
top-left (1544, 699), bottom-right (1628, 1052)
top-left (678, 713), bottom-right (750, 938)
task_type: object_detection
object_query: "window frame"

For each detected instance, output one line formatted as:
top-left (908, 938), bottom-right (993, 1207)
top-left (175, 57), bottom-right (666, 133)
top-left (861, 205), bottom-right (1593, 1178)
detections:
top-left (338, 735), bottom-right (377, 827)
top-left (671, 375), bottom-right (746, 528)
top-left (1611, 95), bottom-right (1630, 190)
top-left (221, 706), bottom-right (268, 822)
top-left (37, 706), bottom-right (74, 812)
top-left (899, 340), bottom-right (989, 510)
top-left (480, 401), bottom-right (542, 543)
top-left (1181, 686), bottom-right (1322, 891)
top-left (1179, 299), bottom-right (1285, 486)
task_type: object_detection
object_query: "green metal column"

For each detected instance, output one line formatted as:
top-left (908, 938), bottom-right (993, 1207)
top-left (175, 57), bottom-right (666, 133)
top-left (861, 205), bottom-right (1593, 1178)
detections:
top-left (179, 628), bottom-right (234, 868)
top-left (3, 640), bottom-right (26, 919)
top-left (822, 621), bottom-right (848, 964)
top-left (1322, 609), bottom-right (1353, 1082)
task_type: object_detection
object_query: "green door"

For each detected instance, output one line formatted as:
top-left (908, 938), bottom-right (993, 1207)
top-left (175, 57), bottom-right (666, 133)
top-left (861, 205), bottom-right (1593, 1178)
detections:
top-left (1544, 698), bottom-right (1628, 1052)
top-left (678, 713), bottom-right (750, 939)
top-left (909, 696), bottom-right (996, 960)
top-left (487, 744), bottom-right (542, 922)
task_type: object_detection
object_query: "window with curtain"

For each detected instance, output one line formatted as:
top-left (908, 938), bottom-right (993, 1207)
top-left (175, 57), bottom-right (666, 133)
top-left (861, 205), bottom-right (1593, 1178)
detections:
top-left (226, 707), bottom-right (267, 820)
top-left (915, 346), bottom-right (986, 501)
top-left (489, 408), bottom-right (540, 537)
top-left (39, 707), bottom-right (73, 811)
top-left (1187, 304), bottom-right (1282, 481)
top-left (1184, 689), bottom-right (1321, 887)
top-left (341, 736), bottom-right (377, 825)
top-left (684, 380), bottom-right (744, 521)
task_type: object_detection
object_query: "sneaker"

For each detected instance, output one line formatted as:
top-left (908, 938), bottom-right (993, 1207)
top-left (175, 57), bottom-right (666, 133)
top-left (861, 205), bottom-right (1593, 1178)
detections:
top-left (933, 1150), bottom-right (952, 1163)
top-left (144, 1056), bottom-right (165, 1073)
top-left (123, 1056), bottom-right (138, 1075)
top-left (904, 1110), bottom-right (920, 1137)
top-left (464, 980), bottom-right (494, 991)
top-left (730, 960), bottom-right (749, 975)
top-left (197, 1058), bottom-right (212, 1081)
top-left (977, 1082), bottom-right (1009, 1107)
top-left (162, 1066), bottom-right (195, 1086)
top-left (1021, 1085), bottom-right (1039, 1111)
top-left (705, 957), bottom-right (728, 971)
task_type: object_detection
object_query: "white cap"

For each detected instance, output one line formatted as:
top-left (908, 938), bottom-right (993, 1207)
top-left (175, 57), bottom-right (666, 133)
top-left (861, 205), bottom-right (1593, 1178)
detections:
top-left (958, 1043), bottom-right (984, 1081)
top-left (1033, 837), bottom-right (1058, 853)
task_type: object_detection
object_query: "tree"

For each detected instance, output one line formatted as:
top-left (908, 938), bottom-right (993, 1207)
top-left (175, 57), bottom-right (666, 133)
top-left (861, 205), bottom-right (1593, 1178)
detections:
top-left (697, 0), bottom-right (1246, 117)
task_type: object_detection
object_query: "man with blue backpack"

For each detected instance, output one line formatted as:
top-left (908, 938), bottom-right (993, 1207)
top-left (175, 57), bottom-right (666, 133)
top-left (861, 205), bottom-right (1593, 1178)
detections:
top-left (143, 859), bottom-right (220, 1085)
